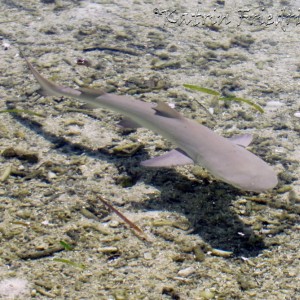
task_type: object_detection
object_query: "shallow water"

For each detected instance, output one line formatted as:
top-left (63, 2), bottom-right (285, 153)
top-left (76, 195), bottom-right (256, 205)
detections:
top-left (0, 1), bottom-right (299, 299)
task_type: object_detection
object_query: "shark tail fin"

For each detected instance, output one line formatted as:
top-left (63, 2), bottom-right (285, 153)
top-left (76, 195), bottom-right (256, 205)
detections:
top-left (23, 55), bottom-right (81, 98)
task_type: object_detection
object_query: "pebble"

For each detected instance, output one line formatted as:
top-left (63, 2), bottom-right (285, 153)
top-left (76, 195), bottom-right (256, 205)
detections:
top-left (177, 266), bottom-right (196, 277)
top-left (199, 289), bottom-right (215, 299)
top-left (143, 252), bottom-right (153, 260)
top-left (48, 171), bottom-right (57, 179)
top-left (2, 42), bottom-right (10, 50)
top-left (294, 112), bottom-right (300, 118)
top-left (97, 247), bottom-right (118, 253)
top-left (109, 220), bottom-right (120, 228)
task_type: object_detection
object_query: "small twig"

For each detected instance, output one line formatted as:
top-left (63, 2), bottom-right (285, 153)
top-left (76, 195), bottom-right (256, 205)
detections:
top-left (98, 196), bottom-right (149, 241)
top-left (194, 99), bottom-right (216, 122)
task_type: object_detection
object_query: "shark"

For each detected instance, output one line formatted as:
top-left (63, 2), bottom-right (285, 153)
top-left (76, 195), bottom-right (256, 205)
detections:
top-left (23, 56), bottom-right (278, 193)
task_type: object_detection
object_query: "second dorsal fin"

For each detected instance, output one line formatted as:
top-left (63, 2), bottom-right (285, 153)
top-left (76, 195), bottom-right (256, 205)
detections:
top-left (229, 134), bottom-right (253, 148)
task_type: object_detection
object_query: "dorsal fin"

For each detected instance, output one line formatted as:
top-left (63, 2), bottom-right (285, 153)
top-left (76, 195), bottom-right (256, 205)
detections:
top-left (79, 87), bottom-right (106, 97)
top-left (153, 101), bottom-right (183, 119)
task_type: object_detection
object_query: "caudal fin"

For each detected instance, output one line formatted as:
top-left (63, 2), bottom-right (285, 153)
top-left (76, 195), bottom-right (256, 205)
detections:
top-left (22, 53), bottom-right (81, 98)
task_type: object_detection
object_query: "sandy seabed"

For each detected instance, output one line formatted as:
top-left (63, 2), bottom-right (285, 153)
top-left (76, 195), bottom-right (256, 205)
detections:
top-left (0, 0), bottom-right (299, 299)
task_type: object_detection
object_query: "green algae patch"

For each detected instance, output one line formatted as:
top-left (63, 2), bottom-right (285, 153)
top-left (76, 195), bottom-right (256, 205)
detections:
top-left (53, 258), bottom-right (86, 270)
top-left (183, 84), bottom-right (264, 113)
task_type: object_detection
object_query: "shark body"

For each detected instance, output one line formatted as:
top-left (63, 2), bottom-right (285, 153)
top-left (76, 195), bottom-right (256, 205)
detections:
top-left (24, 57), bottom-right (278, 193)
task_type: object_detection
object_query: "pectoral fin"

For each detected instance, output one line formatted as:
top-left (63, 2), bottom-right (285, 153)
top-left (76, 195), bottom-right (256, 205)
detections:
top-left (117, 117), bottom-right (141, 129)
top-left (141, 148), bottom-right (194, 167)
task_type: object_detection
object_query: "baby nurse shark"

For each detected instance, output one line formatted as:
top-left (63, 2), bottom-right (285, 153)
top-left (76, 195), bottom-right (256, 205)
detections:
top-left (23, 56), bottom-right (278, 193)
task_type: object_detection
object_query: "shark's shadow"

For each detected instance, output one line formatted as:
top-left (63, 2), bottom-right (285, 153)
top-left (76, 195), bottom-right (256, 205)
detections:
top-left (126, 168), bottom-right (265, 257)
top-left (11, 113), bottom-right (265, 257)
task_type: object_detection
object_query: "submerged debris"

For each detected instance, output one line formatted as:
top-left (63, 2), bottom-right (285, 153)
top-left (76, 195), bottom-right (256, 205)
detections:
top-left (98, 196), bottom-right (149, 241)
top-left (17, 244), bottom-right (65, 260)
top-left (0, 165), bottom-right (12, 182)
top-left (209, 248), bottom-right (233, 258)
top-left (110, 142), bottom-right (143, 156)
top-left (1, 147), bottom-right (39, 163)
top-left (152, 219), bottom-right (190, 231)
